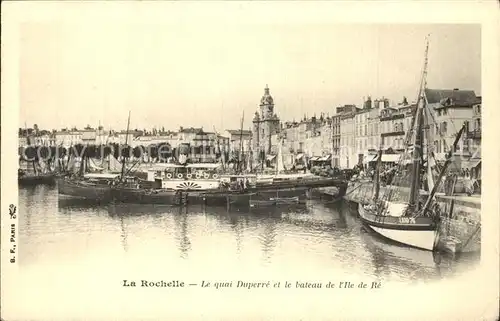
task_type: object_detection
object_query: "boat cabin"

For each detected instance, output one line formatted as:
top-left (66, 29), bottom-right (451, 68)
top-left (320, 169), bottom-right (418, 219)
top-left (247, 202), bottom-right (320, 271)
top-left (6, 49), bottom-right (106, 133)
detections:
top-left (145, 163), bottom-right (222, 190)
top-left (145, 163), bottom-right (222, 182)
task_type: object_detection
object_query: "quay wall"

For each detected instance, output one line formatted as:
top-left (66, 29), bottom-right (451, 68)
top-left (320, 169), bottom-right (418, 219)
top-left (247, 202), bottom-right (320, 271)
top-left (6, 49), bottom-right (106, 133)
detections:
top-left (321, 180), bottom-right (481, 253)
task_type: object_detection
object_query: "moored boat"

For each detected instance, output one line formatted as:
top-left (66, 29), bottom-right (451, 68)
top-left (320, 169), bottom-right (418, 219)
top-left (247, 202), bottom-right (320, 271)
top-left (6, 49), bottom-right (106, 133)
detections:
top-left (19, 171), bottom-right (56, 186)
top-left (357, 38), bottom-right (466, 251)
top-left (249, 196), bottom-right (301, 207)
top-left (57, 173), bottom-right (117, 201)
top-left (358, 202), bottom-right (438, 251)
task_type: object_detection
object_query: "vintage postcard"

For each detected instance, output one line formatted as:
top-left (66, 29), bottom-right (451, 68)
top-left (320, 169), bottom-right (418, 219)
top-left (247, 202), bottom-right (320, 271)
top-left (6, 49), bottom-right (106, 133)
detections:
top-left (2, 1), bottom-right (499, 320)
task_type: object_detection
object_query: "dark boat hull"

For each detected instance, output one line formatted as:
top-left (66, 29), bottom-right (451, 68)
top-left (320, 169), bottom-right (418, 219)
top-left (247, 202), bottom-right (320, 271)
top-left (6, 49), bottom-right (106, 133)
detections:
top-left (56, 176), bottom-right (347, 207)
top-left (358, 203), bottom-right (437, 251)
top-left (18, 173), bottom-right (56, 186)
top-left (57, 178), bottom-right (113, 202)
top-left (111, 188), bottom-right (178, 205)
top-left (200, 186), bottom-right (310, 207)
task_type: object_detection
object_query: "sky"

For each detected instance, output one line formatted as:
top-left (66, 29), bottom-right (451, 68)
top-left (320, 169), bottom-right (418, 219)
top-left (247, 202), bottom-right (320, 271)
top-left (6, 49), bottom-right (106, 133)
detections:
top-left (19, 22), bottom-right (480, 132)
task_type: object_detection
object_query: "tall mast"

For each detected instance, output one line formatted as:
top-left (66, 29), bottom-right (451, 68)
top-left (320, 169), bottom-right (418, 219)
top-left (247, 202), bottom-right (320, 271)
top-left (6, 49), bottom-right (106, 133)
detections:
top-left (238, 111), bottom-right (245, 173)
top-left (121, 111), bottom-right (131, 180)
top-left (408, 37), bottom-right (430, 210)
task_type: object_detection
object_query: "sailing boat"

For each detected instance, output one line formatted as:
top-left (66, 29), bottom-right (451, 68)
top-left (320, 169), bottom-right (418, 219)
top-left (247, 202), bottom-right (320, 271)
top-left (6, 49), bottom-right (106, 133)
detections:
top-left (358, 38), bottom-right (466, 251)
top-left (57, 113), bottom-right (134, 202)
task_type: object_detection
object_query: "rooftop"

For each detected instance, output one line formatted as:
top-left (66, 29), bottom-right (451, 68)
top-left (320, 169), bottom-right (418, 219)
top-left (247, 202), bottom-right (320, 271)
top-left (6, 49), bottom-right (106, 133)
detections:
top-left (179, 127), bottom-right (203, 134)
top-left (226, 129), bottom-right (252, 136)
top-left (425, 88), bottom-right (479, 106)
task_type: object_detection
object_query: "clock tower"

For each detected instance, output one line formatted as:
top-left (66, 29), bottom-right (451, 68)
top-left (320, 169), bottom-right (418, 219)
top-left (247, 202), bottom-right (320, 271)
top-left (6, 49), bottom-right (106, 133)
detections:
top-left (252, 85), bottom-right (280, 169)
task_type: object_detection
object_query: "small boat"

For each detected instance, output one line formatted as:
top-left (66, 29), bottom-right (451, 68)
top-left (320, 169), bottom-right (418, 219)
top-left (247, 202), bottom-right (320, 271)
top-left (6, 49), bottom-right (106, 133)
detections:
top-left (249, 196), bottom-right (301, 207)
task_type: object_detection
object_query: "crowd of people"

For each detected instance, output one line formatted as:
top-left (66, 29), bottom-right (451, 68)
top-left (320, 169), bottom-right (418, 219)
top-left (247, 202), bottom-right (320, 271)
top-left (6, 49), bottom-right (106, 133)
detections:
top-left (350, 160), bottom-right (480, 197)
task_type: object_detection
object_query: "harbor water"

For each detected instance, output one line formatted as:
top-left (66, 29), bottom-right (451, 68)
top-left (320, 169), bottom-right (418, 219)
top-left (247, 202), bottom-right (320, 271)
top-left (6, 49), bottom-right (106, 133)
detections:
top-left (19, 184), bottom-right (480, 283)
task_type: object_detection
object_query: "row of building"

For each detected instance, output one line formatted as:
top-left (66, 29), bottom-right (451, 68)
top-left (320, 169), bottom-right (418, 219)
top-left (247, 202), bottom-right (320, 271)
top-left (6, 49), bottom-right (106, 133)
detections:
top-left (20, 85), bottom-right (481, 169)
top-left (19, 124), bottom-right (252, 164)
top-left (251, 86), bottom-right (481, 169)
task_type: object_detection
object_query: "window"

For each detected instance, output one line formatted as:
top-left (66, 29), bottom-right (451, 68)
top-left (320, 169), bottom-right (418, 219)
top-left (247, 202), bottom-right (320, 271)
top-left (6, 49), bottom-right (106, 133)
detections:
top-left (442, 122), bottom-right (448, 135)
top-left (443, 108), bottom-right (447, 115)
top-left (364, 125), bottom-right (367, 136)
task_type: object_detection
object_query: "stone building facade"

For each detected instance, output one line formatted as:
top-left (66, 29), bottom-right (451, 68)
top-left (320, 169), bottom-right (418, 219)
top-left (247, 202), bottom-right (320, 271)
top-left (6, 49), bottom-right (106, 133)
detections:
top-left (424, 88), bottom-right (479, 158)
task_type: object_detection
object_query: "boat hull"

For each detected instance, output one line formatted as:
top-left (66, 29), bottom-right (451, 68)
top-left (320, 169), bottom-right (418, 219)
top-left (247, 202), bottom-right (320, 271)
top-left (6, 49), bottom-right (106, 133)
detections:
top-left (358, 204), bottom-right (437, 251)
top-left (18, 173), bottom-right (56, 186)
top-left (201, 186), bottom-right (309, 207)
top-left (57, 178), bottom-right (112, 202)
top-left (249, 196), bottom-right (301, 207)
top-left (111, 188), bottom-right (178, 205)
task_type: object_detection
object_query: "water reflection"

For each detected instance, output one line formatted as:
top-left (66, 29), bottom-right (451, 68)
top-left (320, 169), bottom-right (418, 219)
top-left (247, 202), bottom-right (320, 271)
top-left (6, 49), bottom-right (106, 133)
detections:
top-left (119, 216), bottom-right (128, 252)
top-left (259, 217), bottom-right (278, 263)
top-left (18, 185), bottom-right (481, 282)
top-left (173, 210), bottom-right (192, 259)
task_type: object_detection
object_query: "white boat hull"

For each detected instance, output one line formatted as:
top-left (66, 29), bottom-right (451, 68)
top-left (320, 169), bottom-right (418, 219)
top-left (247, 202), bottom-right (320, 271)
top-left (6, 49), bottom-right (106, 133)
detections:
top-left (368, 225), bottom-right (436, 251)
top-left (358, 204), bottom-right (437, 251)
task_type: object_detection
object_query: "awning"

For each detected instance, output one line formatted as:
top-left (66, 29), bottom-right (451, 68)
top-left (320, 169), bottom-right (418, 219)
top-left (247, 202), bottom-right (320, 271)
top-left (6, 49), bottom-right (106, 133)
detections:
top-left (146, 163), bottom-right (184, 169)
top-left (318, 155), bottom-right (332, 161)
top-left (460, 160), bottom-right (481, 169)
top-left (266, 155), bottom-right (276, 161)
top-left (309, 156), bottom-right (320, 162)
top-left (364, 154), bottom-right (378, 163)
top-left (381, 154), bottom-right (401, 162)
top-left (295, 153), bottom-right (304, 160)
top-left (84, 173), bottom-right (120, 179)
top-left (470, 150), bottom-right (481, 159)
top-left (434, 153), bottom-right (447, 162)
top-left (187, 163), bottom-right (221, 169)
